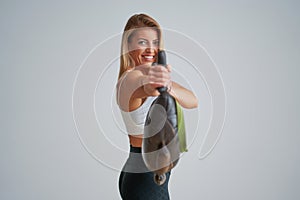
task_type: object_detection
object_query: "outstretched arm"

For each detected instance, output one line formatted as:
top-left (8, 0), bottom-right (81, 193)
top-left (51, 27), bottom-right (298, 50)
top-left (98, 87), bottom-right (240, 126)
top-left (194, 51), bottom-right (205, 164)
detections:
top-left (117, 64), bottom-right (161, 112)
top-left (169, 81), bottom-right (198, 109)
top-left (117, 64), bottom-right (198, 111)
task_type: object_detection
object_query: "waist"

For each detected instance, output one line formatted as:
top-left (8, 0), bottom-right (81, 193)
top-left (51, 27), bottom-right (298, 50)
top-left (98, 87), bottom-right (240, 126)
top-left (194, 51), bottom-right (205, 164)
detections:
top-left (129, 135), bottom-right (143, 148)
top-left (122, 145), bottom-right (148, 173)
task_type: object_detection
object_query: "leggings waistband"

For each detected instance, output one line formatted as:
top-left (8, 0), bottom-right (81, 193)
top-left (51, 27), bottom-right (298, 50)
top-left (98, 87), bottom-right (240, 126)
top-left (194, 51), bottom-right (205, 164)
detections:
top-left (130, 145), bottom-right (142, 153)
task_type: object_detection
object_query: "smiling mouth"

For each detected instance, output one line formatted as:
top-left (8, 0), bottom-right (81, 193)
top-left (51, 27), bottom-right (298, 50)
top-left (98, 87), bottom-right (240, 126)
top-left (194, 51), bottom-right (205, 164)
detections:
top-left (142, 55), bottom-right (156, 62)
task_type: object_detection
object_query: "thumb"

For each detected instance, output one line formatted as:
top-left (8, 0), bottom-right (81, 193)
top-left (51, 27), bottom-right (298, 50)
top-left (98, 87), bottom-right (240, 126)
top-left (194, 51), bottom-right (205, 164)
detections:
top-left (166, 64), bottom-right (172, 72)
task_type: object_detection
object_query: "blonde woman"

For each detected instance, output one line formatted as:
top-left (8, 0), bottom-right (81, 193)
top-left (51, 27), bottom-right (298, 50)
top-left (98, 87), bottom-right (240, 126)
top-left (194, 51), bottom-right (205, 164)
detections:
top-left (117, 13), bottom-right (198, 199)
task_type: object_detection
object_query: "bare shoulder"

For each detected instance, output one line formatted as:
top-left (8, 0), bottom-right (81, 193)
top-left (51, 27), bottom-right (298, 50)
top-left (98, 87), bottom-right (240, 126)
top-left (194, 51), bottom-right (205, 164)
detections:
top-left (116, 66), bottom-right (150, 109)
top-left (117, 65), bottom-right (150, 88)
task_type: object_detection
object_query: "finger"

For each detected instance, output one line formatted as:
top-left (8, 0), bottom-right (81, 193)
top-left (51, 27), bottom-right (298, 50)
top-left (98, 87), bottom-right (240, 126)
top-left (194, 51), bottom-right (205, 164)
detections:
top-left (150, 66), bottom-right (170, 75)
top-left (150, 77), bottom-right (170, 86)
top-left (149, 72), bottom-right (170, 80)
top-left (151, 65), bottom-right (168, 72)
top-left (166, 64), bottom-right (172, 72)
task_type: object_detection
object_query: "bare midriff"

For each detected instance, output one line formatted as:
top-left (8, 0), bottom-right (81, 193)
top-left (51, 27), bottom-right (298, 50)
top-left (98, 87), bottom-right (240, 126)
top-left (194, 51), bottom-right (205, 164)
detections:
top-left (129, 135), bottom-right (143, 147)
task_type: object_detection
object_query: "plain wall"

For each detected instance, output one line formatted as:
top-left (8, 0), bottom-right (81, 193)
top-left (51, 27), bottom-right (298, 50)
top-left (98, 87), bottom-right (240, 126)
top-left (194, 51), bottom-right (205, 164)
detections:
top-left (1, 0), bottom-right (299, 199)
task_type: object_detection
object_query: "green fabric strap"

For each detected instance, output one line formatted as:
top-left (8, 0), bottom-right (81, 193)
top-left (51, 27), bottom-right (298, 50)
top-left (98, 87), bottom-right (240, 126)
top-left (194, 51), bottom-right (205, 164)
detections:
top-left (176, 101), bottom-right (188, 152)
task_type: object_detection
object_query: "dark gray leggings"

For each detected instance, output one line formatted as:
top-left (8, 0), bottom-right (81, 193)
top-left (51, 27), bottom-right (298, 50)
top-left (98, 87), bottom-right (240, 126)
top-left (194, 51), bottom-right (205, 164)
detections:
top-left (119, 146), bottom-right (171, 200)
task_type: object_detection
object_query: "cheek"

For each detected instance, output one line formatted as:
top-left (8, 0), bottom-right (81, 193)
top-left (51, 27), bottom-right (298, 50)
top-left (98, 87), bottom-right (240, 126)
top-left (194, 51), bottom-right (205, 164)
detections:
top-left (129, 49), bottom-right (143, 66)
top-left (129, 49), bottom-right (142, 58)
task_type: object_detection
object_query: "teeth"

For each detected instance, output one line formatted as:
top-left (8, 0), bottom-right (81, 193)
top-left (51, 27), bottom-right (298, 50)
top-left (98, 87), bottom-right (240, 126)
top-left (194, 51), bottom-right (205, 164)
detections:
top-left (144, 56), bottom-right (154, 59)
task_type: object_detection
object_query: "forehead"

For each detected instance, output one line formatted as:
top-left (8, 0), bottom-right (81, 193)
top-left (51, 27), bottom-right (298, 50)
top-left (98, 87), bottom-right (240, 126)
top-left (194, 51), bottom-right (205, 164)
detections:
top-left (131, 28), bottom-right (158, 40)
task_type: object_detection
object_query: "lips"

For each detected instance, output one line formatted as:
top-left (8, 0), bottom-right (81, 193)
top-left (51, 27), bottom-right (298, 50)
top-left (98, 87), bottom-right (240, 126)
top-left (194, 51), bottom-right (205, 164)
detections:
top-left (142, 54), bottom-right (156, 62)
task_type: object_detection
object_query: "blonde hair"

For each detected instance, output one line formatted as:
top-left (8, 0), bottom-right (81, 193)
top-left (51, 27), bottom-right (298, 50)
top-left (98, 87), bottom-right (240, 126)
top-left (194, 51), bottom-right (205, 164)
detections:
top-left (118, 14), bottom-right (164, 79)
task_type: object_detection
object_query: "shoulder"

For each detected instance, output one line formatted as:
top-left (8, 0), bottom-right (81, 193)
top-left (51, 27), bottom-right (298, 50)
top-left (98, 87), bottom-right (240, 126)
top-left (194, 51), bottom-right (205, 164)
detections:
top-left (117, 65), bottom-right (150, 87)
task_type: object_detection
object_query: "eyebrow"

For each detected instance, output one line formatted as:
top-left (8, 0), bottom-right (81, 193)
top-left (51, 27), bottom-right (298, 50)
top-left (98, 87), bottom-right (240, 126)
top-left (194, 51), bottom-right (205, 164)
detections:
top-left (138, 38), bottom-right (159, 41)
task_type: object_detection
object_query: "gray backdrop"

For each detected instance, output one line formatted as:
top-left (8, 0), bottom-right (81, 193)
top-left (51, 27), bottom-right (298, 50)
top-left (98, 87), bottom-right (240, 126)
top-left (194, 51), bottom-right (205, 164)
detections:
top-left (1, 0), bottom-right (299, 199)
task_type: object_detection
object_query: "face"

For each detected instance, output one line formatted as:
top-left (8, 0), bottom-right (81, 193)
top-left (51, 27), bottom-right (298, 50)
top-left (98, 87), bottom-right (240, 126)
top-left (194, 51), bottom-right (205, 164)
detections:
top-left (128, 28), bottom-right (159, 66)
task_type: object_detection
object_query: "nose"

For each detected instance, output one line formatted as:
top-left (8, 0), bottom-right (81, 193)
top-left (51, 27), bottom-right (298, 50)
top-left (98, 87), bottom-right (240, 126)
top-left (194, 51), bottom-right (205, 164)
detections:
top-left (145, 45), bottom-right (155, 53)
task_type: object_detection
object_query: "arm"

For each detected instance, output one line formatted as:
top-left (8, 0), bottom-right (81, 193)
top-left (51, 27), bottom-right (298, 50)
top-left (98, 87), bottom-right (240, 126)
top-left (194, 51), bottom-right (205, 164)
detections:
top-left (117, 64), bottom-right (198, 111)
top-left (153, 64), bottom-right (198, 109)
top-left (169, 81), bottom-right (198, 109)
top-left (117, 65), bottom-right (160, 112)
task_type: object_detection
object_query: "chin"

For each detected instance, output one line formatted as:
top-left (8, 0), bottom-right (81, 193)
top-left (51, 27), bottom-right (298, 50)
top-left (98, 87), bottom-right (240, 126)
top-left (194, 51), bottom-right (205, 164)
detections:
top-left (144, 61), bottom-right (154, 65)
top-left (141, 59), bottom-right (156, 65)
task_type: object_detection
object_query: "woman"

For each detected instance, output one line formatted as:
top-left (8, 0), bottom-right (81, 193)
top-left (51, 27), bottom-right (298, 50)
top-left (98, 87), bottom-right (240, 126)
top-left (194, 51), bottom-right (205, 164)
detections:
top-left (117, 13), bottom-right (198, 200)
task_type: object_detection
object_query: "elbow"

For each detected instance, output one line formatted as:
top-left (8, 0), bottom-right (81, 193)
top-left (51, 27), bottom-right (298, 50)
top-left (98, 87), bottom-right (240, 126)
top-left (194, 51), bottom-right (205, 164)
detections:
top-left (189, 95), bottom-right (199, 109)
top-left (192, 100), bottom-right (199, 109)
top-left (189, 99), bottom-right (199, 109)
top-left (182, 97), bottom-right (198, 109)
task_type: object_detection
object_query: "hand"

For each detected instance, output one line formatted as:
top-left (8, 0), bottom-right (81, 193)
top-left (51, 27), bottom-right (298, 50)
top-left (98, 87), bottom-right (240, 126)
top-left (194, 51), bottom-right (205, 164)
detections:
top-left (148, 64), bottom-right (172, 88)
top-left (142, 64), bottom-right (172, 95)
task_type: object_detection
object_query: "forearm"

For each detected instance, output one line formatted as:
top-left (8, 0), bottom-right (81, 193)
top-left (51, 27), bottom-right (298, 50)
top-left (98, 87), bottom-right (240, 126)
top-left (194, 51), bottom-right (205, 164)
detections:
top-left (169, 81), bottom-right (198, 109)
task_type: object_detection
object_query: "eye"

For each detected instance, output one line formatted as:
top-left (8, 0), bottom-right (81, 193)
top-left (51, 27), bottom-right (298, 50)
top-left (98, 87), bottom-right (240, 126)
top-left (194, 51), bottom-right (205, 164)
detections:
top-left (153, 40), bottom-right (159, 47)
top-left (138, 40), bottom-right (148, 46)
